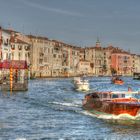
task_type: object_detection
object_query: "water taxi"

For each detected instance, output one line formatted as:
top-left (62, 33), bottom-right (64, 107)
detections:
top-left (83, 91), bottom-right (140, 117)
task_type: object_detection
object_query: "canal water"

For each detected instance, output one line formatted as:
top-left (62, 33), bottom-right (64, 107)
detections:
top-left (0, 77), bottom-right (140, 139)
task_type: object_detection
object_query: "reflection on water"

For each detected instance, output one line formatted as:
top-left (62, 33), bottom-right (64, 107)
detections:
top-left (0, 77), bottom-right (140, 139)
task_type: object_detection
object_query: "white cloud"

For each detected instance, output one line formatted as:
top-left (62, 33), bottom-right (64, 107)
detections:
top-left (20, 0), bottom-right (83, 17)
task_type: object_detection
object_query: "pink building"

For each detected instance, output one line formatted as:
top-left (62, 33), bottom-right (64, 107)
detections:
top-left (111, 52), bottom-right (132, 76)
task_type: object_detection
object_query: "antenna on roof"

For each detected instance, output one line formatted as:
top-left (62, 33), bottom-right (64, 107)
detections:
top-left (8, 22), bottom-right (12, 31)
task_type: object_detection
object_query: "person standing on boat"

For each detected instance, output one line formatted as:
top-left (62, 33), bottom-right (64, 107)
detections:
top-left (128, 87), bottom-right (132, 92)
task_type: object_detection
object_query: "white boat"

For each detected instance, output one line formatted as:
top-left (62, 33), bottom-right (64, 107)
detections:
top-left (73, 77), bottom-right (90, 91)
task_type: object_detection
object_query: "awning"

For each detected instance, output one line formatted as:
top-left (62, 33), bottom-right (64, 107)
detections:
top-left (0, 60), bottom-right (28, 69)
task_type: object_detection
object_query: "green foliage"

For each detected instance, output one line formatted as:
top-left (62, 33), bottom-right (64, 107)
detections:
top-left (102, 65), bottom-right (107, 72)
top-left (111, 67), bottom-right (117, 75)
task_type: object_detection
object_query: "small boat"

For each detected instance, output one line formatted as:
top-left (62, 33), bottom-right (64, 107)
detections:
top-left (82, 91), bottom-right (140, 117)
top-left (111, 76), bottom-right (124, 85)
top-left (113, 79), bottom-right (124, 85)
top-left (73, 77), bottom-right (89, 91)
top-left (133, 72), bottom-right (140, 80)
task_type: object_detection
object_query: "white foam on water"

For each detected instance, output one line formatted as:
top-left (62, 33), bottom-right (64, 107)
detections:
top-left (91, 81), bottom-right (111, 84)
top-left (80, 110), bottom-right (99, 118)
top-left (72, 100), bottom-right (82, 106)
top-left (75, 89), bottom-right (90, 92)
top-left (135, 114), bottom-right (140, 120)
top-left (50, 101), bottom-right (80, 107)
top-left (16, 138), bottom-right (26, 140)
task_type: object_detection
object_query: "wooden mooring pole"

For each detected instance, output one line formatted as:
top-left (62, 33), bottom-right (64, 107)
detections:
top-left (10, 67), bottom-right (13, 92)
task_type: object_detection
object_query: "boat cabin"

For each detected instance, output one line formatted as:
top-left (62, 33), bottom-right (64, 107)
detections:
top-left (88, 91), bottom-right (140, 100)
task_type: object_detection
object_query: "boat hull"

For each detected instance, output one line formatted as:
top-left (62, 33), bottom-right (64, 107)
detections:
top-left (83, 97), bottom-right (140, 117)
top-left (75, 83), bottom-right (89, 91)
top-left (73, 77), bottom-right (89, 91)
top-left (112, 80), bottom-right (124, 85)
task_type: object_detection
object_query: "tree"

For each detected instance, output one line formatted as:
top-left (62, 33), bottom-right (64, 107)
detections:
top-left (111, 67), bottom-right (117, 75)
top-left (102, 64), bottom-right (107, 73)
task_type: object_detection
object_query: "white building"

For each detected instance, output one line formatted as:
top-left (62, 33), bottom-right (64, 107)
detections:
top-left (10, 37), bottom-right (30, 64)
top-left (0, 29), bottom-right (11, 61)
top-left (27, 35), bottom-right (55, 77)
top-left (78, 60), bottom-right (91, 75)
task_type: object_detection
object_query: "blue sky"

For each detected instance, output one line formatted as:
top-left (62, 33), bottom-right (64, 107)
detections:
top-left (0, 0), bottom-right (140, 54)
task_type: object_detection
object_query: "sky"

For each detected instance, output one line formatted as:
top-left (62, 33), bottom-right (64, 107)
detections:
top-left (0, 0), bottom-right (140, 54)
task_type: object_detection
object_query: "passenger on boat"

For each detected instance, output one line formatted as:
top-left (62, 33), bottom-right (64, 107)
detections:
top-left (128, 87), bottom-right (132, 92)
top-left (112, 76), bottom-right (122, 82)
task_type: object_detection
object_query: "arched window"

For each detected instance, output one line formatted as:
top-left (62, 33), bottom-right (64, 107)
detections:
top-left (24, 45), bottom-right (30, 51)
top-left (18, 45), bottom-right (22, 50)
top-left (11, 45), bottom-right (15, 50)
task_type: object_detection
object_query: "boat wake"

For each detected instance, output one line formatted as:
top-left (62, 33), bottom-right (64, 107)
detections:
top-left (75, 89), bottom-right (90, 92)
top-left (81, 110), bottom-right (98, 118)
top-left (48, 101), bottom-right (81, 108)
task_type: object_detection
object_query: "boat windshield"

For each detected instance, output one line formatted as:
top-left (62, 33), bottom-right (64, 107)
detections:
top-left (92, 93), bottom-right (99, 98)
top-left (93, 92), bottom-right (140, 99)
top-left (112, 93), bottom-right (140, 99)
top-left (112, 94), bottom-right (125, 98)
top-left (132, 93), bottom-right (140, 99)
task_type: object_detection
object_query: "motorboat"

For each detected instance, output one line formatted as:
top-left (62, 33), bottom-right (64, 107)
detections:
top-left (83, 91), bottom-right (140, 117)
top-left (73, 77), bottom-right (89, 91)
top-left (133, 72), bottom-right (140, 80)
top-left (111, 76), bottom-right (124, 85)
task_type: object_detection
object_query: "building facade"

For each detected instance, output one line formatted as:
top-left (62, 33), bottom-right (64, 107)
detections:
top-left (28, 35), bottom-right (55, 77)
top-left (131, 54), bottom-right (140, 73)
top-left (111, 52), bottom-right (132, 76)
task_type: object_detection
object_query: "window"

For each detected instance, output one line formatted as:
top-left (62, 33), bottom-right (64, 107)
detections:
top-left (92, 93), bottom-right (99, 98)
top-left (112, 94), bottom-right (118, 98)
top-left (7, 39), bottom-right (9, 45)
top-left (28, 52), bottom-right (30, 58)
top-left (121, 94), bottom-right (125, 98)
top-left (11, 45), bottom-right (15, 50)
top-left (18, 45), bottom-right (22, 50)
top-left (53, 54), bottom-right (56, 58)
top-left (6, 53), bottom-right (8, 59)
top-left (18, 52), bottom-right (20, 60)
top-left (25, 53), bottom-right (27, 60)
top-left (12, 53), bottom-right (14, 60)
top-left (103, 94), bottom-right (108, 98)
